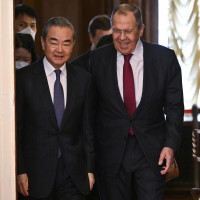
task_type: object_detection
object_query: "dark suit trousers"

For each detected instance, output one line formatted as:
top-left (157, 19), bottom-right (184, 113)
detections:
top-left (97, 135), bottom-right (165, 200)
top-left (18, 157), bottom-right (85, 200)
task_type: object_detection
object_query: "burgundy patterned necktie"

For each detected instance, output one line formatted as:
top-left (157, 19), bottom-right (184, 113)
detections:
top-left (123, 54), bottom-right (136, 135)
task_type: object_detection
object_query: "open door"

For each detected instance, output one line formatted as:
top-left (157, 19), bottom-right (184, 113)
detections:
top-left (0, 0), bottom-right (16, 199)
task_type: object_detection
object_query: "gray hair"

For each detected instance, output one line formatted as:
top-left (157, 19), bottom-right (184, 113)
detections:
top-left (110, 4), bottom-right (143, 30)
top-left (41, 16), bottom-right (75, 41)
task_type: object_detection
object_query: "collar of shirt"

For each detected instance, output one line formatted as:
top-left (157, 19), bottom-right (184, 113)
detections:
top-left (43, 56), bottom-right (67, 79)
top-left (116, 39), bottom-right (144, 106)
top-left (117, 38), bottom-right (143, 61)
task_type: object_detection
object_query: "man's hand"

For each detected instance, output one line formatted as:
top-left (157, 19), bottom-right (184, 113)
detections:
top-left (17, 173), bottom-right (29, 196)
top-left (158, 147), bottom-right (174, 175)
top-left (88, 173), bottom-right (95, 191)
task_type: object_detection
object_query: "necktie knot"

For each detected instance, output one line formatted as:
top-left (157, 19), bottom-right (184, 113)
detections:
top-left (55, 69), bottom-right (62, 80)
top-left (124, 54), bottom-right (132, 62)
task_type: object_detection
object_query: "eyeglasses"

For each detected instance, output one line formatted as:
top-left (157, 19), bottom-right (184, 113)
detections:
top-left (112, 28), bottom-right (137, 36)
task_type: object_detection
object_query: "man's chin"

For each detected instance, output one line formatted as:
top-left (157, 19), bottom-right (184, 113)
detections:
top-left (52, 60), bottom-right (67, 67)
top-left (52, 62), bottom-right (65, 69)
top-left (119, 49), bottom-right (131, 55)
top-left (115, 45), bottom-right (131, 55)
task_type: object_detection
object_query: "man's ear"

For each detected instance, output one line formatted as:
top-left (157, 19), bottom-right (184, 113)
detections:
top-left (139, 24), bottom-right (145, 37)
top-left (72, 40), bottom-right (76, 47)
top-left (89, 34), bottom-right (95, 44)
top-left (41, 37), bottom-right (45, 50)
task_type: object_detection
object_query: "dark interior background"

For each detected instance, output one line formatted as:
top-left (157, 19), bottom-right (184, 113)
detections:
top-left (15, 0), bottom-right (158, 60)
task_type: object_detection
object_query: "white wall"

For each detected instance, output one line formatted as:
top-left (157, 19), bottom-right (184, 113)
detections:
top-left (0, 0), bottom-right (16, 199)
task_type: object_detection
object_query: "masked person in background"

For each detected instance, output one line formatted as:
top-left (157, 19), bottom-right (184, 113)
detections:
top-left (15, 4), bottom-right (38, 41)
top-left (15, 33), bottom-right (37, 70)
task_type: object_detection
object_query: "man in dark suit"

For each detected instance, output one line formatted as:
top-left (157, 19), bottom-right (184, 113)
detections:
top-left (70, 15), bottom-right (112, 71)
top-left (16, 16), bottom-right (95, 200)
top-left (90, 4), bottom-right (184, 200)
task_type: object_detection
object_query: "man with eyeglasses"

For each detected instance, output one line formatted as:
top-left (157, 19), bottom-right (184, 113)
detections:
top-left (90, 4), bottom-right (184, 200)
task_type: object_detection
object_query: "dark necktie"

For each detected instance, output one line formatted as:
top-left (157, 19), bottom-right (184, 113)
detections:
top-left (123, 54), bottom-right (136, 135)
top-left (54, 70), bottom-right (64, 128)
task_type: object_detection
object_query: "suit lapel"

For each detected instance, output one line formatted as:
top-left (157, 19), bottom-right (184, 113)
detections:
top-left (109, 46), bottom-right (130, 117)
top-left (132, 41), bottom-right (153, 118)
top-left (110, 41), bottom-right (154, 119)
top-left (34, 60), bottom-right (58, 129)
top-left (60, 63), bottom-right (76, 131)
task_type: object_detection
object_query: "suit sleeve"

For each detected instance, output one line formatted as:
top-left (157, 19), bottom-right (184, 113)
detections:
top-left (16, 70), bottom-right (26, 175)
top-left (164, 51), bottom-right (184, 152)
top-left (82, 75), bottom-right (96, 173)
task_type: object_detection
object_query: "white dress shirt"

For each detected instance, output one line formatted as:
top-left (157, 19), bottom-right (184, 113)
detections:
top-left (43, 57), bottom-right (67, 107)
top-left (117, 39), bottom-right (144, 107)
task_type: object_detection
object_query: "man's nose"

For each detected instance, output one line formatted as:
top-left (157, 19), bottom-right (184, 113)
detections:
top-left (119, 31), bottom-right (126, 40)
top-left (57, 44), bottom-right (63, 52)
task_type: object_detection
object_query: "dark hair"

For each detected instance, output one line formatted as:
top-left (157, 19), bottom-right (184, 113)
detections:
top-left (96, 34), bottom-right (113, 48)
top-left (41, 16), bottom-right (75, 41)
top-left (15, 33), bottom-right (37, 63)
top-left (111, 4), bottom-right (143, 30)
top-left (88, 15), bottom-right (111, 37)
top-left (15, 4), bottom-right (38, 21)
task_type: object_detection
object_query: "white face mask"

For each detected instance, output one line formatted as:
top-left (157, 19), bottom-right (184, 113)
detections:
top-left (17, 27), bottom-right (36, 41)
top-left (15, 61), bottom-right (29, 69)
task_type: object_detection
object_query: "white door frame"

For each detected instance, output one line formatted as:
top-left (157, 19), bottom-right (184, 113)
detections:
top-left (0, 0), bottom-right (16, 199)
